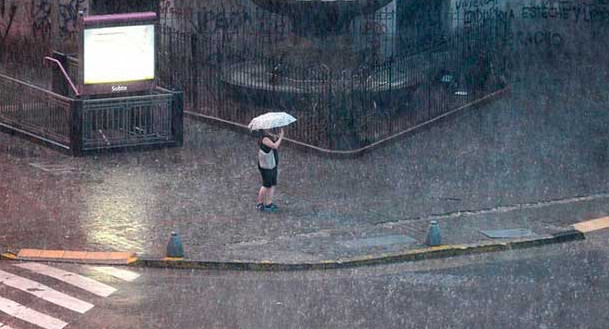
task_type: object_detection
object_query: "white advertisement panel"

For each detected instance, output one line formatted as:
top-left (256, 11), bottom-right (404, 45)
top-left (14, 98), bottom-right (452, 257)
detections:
top-left (84, 24), bottom-right (155, 85)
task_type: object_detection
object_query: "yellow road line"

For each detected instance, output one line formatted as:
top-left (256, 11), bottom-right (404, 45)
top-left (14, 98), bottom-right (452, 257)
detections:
top-left (16, 249), bottom-right (136, 264)
top-left (573, 216), bottom-right (609, 233)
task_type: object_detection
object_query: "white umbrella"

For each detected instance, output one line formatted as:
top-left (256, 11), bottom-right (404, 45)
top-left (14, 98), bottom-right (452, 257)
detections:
top-left (248, 112), bottom-right (297, 130)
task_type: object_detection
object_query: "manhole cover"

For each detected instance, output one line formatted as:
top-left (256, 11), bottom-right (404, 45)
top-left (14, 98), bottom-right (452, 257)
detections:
top-left (479, 228), bottom-right (537, 239)
top-left (338, 235), bottom-right (417, 249)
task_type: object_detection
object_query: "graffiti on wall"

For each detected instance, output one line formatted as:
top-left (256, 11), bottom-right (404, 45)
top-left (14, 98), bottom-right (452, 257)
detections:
top-left (0, 0), bottom-right (17, 44)
top-left (31, 0), bottom-right (52, 37)
top-left (59, 0), bottom-right (86, 37)
top-left (30, 0), bottom-right (86, 39)
top-left (451, 0), bottom-right (609, 51)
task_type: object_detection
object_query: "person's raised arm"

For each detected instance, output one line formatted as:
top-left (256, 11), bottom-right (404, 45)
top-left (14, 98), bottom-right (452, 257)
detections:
top-left (262, 129), bottom-right (284, 149)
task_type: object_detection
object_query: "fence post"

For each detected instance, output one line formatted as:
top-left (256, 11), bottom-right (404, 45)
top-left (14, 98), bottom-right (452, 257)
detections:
top-left (190, 33), bottom-right (199, 108)
top-left (172, 91), bottom-right (184, 147)
top-left (70, 98), bottom-right (83, 156)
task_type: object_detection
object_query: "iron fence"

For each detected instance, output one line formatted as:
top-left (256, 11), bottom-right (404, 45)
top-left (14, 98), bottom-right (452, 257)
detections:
top-left (0, 2), bottom-right (509, 153)
top-left (159, 5), bottom-right (509, 150)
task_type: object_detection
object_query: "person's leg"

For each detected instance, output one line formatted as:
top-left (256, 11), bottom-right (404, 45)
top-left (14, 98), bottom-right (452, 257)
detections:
top-left (257, 186), bottom-right (266, 205)
top-left (265, 186), bottom-right (274, 205)
top-left (263, 168), bottom-right (278, 212)
top-left (258, 168), bottom-right (270, 211)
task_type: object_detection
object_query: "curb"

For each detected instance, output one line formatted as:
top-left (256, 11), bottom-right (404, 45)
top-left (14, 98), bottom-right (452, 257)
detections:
top-left (0, 230), bottom-right (586, 271)
top-left (130, 229), bottom-right (587, 271)
top-left (130, 230), bottom-right (584, 271)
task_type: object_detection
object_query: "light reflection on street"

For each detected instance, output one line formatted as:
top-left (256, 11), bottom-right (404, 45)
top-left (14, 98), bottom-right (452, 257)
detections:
top-left (83, 171), bottom-right (152, 253)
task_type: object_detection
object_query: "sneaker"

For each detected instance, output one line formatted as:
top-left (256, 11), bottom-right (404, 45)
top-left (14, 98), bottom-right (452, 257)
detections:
top-left (264, 203), bottom-right (278, 212)
top-left (256, 203), bottom-right (265, 211)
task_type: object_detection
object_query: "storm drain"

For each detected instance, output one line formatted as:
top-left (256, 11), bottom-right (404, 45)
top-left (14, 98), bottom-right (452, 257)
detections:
top-left (479, 228), bottom-right (538, 239)
top-left (337, 235), bottom-right (418, 249)
top-left (29, 162), bottom-right (77, 174)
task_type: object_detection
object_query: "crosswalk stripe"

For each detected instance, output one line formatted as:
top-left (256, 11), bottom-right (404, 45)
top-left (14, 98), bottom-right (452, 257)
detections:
top-left (89, 266), bottom-right (141, 282)
top-left (0, 270), bottom-right (93, 314)
top-left (0, 296), bottom-right (68, 329)
top-left (15, 263), bottom-right (117, 297)
top-left (0, 321), bottom-right (16, 329)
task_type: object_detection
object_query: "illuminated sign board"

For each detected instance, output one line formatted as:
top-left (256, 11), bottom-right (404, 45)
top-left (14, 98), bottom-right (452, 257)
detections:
top-left (79, 12), bottom-right (157, 95)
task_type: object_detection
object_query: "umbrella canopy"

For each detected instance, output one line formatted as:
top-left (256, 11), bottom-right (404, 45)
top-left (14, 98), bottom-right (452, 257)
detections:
top-left (248, 112), bottom-right (297, 130)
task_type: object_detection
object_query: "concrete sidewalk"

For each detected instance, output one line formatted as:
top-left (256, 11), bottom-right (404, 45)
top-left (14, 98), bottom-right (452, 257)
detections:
top-left (1, 63), bottom-right (609, 269)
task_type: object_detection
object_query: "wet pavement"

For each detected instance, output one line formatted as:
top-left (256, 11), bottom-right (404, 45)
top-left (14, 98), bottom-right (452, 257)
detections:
top-left (1, 61), bottom-right (609, 264)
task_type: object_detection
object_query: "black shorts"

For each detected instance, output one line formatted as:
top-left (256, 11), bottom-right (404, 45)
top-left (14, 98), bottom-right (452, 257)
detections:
top-left (259, 167), bottom-right (277, 188)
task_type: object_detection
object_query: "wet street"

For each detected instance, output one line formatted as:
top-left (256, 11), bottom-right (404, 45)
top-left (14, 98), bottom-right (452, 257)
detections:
top-left (1, 0), bottom-right (609, 327)
top-left (0, 228), bottom-right (605, 329)
top-left (1, 60), bottom-right (609, 263)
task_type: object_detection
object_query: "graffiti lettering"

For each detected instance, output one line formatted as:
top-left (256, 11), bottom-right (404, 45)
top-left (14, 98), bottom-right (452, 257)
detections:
top-left (587, 3), bottom-right (609, 22)
top-left (504, 30), bottom-right (564, 48)
top-left (455, 0), bottom-right (498, 10)
top-left (460, 7), bottom-right (515, 25)
top-left (521, 2), bottom-right (609, 23)
top-left (31, 0), bottom-right (52, 37)
top-left (30, 0), bottom-right (86, 39)
top-left (162, 6), bottom-right (194, 22)
top-left (59, 0), bottom-right (86, 37)
top-left (160, 0), bottom-right (172, 14)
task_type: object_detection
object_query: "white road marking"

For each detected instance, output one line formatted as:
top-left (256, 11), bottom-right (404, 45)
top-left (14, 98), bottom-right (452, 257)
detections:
top-left (0, 296), bottom-right (68, 329)
top-left (89, 266), bottom-right (141, 282)
top-left (0, 270), bottom-right (93, 314)
top-left (15, 263), bottom-right (117, 297)
top-left (29, 163), bottom-right (76, 174)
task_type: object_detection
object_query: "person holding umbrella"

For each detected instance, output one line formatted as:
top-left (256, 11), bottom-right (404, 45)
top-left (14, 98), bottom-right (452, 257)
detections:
top-left (256, 128), bottom-right (283, 212)
top-left (248, 112), bottom-right (296, 213)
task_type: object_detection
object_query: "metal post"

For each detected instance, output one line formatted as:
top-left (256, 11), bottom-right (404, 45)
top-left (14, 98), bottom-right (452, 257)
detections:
top-left (425, 220), bottom-right (442, 246)
top-left (172, 91), bottom-right (184, 147)
top-left (50, 0), bottom-right (60, 53)
top-left (70, 98), bottom-right (83, 156)
top-left (190, 33), bottom-right (199, 108)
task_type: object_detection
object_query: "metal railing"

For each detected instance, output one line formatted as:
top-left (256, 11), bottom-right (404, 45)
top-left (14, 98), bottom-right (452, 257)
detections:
top-left (81, 91), bottom-right (177, 151)
top-left (0, 73), bottom-right (72, 148)
top-left (0, 73), bottom-right (183, 155)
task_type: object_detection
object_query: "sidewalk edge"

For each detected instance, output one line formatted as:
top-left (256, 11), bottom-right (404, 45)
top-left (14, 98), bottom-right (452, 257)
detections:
top-left (0, 230), bottom-right (584, 271)
top-left (130, 230), bottom-right (584, 271)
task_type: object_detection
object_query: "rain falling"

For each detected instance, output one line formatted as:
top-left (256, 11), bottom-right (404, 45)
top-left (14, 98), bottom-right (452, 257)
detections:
top-left (0, 0), bottom-right (608, 328)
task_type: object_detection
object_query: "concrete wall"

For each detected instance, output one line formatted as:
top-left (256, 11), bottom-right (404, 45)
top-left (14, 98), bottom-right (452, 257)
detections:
top-left (0, 0), bottom-right (89, 51)
top-left (450, 0), bottom-right (609, 63)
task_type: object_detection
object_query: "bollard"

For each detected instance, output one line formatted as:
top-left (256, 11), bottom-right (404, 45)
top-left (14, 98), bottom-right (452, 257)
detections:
top-left (166, 231), bottom-right (184, 258)
top-left (425, 221), bottom-right (442, 246)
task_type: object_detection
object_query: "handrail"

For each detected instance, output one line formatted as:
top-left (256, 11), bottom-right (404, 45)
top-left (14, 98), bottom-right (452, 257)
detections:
top-left (44, 56), bottom-right (80, 96)
top-left (0, 72), bottom-right (73, 102)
